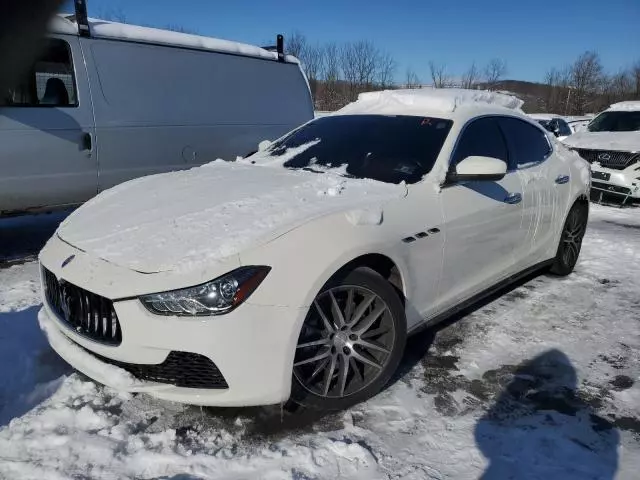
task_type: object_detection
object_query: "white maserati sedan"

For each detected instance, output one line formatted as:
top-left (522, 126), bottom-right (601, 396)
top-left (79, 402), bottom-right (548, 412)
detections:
top-left (38, 89), bottom-right (591, 411)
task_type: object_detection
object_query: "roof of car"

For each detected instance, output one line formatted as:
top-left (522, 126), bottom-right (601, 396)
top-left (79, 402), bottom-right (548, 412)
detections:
top-left (333, 88), bottom-right (525, 120)
top-left (49, 14), bottom-right (299, 63)
top-left (527, 113), bottom-right (562, 121)
top-left (606, 101), bottom-right (640, 112)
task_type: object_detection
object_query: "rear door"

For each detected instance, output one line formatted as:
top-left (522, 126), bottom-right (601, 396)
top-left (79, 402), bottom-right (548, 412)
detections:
top-left (497, 117), bottom-right (563, 267)
top-left (437, 117), bottom-right (526, 310)
top-left (0, 35), bottom-right (96, 214)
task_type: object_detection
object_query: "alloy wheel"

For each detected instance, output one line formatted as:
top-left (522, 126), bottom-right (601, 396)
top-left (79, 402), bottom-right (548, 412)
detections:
top-left (561, 207), bottom-right (587, 268)
top-left (293, 286), bottom-right (396, 399)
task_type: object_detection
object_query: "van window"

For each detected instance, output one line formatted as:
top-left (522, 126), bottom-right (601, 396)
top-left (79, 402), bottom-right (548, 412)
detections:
top-left (1, 38), bottom-right (77, 107)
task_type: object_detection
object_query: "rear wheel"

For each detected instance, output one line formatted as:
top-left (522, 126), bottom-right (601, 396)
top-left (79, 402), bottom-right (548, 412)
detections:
top-left (291, 268), bottom-right (406, 410)
top-left (550, 202), bottom-right (588, 276)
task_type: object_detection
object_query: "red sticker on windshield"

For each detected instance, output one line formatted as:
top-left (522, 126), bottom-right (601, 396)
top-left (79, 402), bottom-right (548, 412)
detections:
top-left (421, 118), bottom-right (433, 126)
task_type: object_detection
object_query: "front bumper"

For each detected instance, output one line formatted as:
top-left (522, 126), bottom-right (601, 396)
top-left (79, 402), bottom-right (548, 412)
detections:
top-left (590, 164), bottom-right (640, 201)
top-left (39, 241), bottom-right (307, 407)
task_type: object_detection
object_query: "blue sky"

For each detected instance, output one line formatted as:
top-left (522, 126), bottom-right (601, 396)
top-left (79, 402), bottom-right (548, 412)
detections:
top-left (62, 0), bottom-right (639, 83)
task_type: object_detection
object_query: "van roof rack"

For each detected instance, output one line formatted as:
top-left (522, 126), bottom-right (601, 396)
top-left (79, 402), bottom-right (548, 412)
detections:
top-left (69, 0), bottom-right (90, 37)
top-left (262, 34), bottom-right (285, 62)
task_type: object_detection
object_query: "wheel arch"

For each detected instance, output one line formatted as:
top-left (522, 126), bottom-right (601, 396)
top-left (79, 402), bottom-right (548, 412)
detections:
top-left (326, 253), bottom-right (406, 303)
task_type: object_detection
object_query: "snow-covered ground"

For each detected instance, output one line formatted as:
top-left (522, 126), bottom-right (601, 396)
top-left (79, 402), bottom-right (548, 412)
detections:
top-left (0, 204), bottom-right (638, 479)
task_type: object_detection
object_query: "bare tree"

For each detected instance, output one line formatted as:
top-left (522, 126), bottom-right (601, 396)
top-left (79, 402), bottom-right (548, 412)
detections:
top-left (287, 31), bottom-right (307, 60)
top-left (405, 68), bottom-right (421, 89)
top-left (632, 60), bottom-right (640, 98)
top-left (340, 42), bottom-right (359, 100)
top-left (461, 62), bottom-right (480, 89)
top-left (570, 51), bottom-right (604, 114)
top-left (485, 58), bottom-right (507, 88)
top-left (429, 61), bottom-right (450, 88)
top-left (353, 40), bottom-right (379, 88)
top-left (376, 51), bottom-right (396, 89)
top-left (319, 42), bottom-right (343, 111)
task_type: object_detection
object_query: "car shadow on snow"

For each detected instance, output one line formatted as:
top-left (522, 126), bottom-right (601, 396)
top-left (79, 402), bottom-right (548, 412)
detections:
top-left (388, 268), bottom-right (546, 389)
top-left (475, 349), bottom-right (620, 480)
top-left (0, 306), bottom-right (72, 427)
top-left (0, 210), bottom-right (72, 266)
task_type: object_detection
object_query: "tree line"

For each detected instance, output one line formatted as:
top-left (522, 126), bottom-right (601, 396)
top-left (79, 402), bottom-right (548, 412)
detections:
top-left (543, 52), bottom-right (640, 115)
top-left (288, 32), bottom-right (509, 111)
top-left (290, 32), bottom-right (640, 115)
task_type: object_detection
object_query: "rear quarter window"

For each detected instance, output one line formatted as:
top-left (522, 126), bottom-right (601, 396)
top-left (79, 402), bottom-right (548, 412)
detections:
top-left (498, 117), bottom-right (552, 168)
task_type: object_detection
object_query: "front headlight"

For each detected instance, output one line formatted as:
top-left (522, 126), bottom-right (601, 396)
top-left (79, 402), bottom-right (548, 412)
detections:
top-left (140, 266), bottom-right (271, 316)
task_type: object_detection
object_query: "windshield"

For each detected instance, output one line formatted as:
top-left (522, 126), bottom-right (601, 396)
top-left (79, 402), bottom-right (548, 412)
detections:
top-left (588, 111), bottom-right (640, 132)
top-left (261, 114), bottom-right (453, 184)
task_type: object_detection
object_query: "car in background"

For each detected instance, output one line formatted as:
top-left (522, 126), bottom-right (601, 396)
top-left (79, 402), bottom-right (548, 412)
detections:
top-left (0, 14), bottom-right (313, 217)
top-left (528, 114), bottom-right (573, 141)
top-left (565, 116), bottom-right (594, 134)
top-left (39, 88), bottom-right (590, 411)
top-left (564, 101), bottom-right (640, 205)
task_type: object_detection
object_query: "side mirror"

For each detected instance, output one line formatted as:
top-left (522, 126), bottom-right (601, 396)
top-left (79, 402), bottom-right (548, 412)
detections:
top-left (447, 156), bottom-right (507, 183)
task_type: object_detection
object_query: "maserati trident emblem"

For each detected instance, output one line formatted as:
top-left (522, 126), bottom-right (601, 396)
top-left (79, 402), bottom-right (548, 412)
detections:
top-left (61, 255), bottom-right (75, 268)
top-left (598, 153), bottom-right (611, 161)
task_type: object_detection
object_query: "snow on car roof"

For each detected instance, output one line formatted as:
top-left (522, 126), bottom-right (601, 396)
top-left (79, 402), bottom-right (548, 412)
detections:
top-left (528, 113), bottom-right (559, 120)
top-left (335, 88), bottom-right (524, 117)
top-left (49, 14), bottom-right (298, 63)
top-left (606, 101), bottom-right (640, 112)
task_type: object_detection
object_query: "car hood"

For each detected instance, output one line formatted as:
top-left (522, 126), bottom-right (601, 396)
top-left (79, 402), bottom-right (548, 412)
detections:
top-left (562, 131), bottom-right (640, 152)
top-left (56, 161), bottom-right (404, 274)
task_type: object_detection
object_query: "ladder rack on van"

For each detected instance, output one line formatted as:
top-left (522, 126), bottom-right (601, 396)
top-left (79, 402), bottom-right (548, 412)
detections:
top-left (261, 35), bottom-right (286, 62)
top-left (72, 0), bottom-right (90, 37)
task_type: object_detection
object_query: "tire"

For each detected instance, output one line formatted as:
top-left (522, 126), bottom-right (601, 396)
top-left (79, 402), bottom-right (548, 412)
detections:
top-left (550, 201), bottom-right (588, 276)
top-left (290, 268), bottom-right (407, 411)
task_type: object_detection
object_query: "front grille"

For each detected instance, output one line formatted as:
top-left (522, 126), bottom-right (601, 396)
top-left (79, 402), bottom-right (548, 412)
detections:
top-left (576, 149), bottom-right (639, 170)
top-left (591, 181), bottom-right (632, 196)
top-left (88, 349), bottom-right (229, 389)
top-left (43, 268), bottom-right (122, 346)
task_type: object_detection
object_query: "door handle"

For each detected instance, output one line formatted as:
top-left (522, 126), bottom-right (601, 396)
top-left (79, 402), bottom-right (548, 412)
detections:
top-left (81, 132), bottom-right (92, 151)
top-left (555, 174), bottom-right (570, 185)
top-left (504, 192), bottom-right (522, 204)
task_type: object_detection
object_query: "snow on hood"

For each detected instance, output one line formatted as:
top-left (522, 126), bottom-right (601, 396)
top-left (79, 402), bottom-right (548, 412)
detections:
top-left (562, 131), bottom-right (640, 152)
top-left (335, 88), bottom-right (524, 117)
top-left (56, 161), bottom-right (403, 274)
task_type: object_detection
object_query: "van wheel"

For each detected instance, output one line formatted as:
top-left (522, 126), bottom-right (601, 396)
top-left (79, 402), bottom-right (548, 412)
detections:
top-left (550, 202), bottom-right (588, 276)
top-left (291, 268), bottom-right (406, 411)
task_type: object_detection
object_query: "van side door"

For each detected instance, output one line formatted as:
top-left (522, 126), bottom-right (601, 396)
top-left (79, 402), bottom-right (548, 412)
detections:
top-left (0, 35), bottom-right (97, 214)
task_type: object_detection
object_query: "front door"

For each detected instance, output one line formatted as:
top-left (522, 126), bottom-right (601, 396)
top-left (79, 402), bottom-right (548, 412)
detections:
top-left (0, 35), bottom-right (96, 214)
top-left (437, 117), bottom-right (526, 311)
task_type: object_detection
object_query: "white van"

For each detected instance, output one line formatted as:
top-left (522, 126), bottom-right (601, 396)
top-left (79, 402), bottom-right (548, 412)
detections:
top-left (0, 14), bottom-right (313, 216)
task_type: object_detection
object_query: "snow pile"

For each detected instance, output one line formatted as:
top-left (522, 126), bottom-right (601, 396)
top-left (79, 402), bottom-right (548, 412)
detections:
top-left (38, 309), bottom-right (144, 390)
top-left (563, 131), bottom-right (640, 152)
top-left (607, 101), bottom-right (640, 112)
top-left (57, 161), bottom-right (403, 273)
top-left (51, 15), bottom-right (298, 64)
top-left (0, 263), bottom-right (41, 313)
top-left (336, 88), bottom-right (524, 117)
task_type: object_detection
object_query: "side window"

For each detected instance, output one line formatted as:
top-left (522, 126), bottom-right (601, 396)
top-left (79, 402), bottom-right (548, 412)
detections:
top-left (1, 38), bottom-right (77, 107)
top-left (451, 117), bottom-right (508, 167)
top-left (498, 117), bottom-right (552, 168)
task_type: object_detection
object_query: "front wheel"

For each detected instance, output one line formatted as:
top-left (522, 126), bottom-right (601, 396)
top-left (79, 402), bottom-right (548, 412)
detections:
top-left (290, 268), bottom-right (406, 411)
top-left (550, 202), bottom-right (588, 276)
